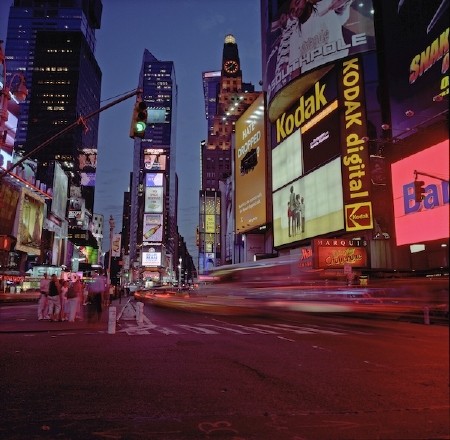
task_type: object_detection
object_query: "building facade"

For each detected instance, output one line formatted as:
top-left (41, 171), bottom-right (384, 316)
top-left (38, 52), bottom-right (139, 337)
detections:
top-left (258, 0), bottom-right (448, 275)
top-left (198, 35), bottom-right (261, 273)
top-left (128, 49), bottom-right (179, 285)
top-left (1, 0), bottom-right (103, 278)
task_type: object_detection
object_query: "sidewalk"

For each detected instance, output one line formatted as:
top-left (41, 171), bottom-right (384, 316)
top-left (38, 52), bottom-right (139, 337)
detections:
top-left (0, 297), bottom-right (130, 333)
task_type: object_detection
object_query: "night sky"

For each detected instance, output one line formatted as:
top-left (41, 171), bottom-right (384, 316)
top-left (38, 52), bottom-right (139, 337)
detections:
top-left (0, 0), bottom-right (262, 259)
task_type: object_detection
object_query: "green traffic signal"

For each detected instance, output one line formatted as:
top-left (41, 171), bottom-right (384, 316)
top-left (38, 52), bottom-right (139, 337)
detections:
top-left (135, 120), bottom-right (146, 133)
top-left (130, 100), bottom-right (148, 139)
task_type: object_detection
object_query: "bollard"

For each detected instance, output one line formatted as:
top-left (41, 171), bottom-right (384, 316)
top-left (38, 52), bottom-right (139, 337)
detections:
top-left (108, 306), bottom-right (117, 334)
top-left (137, 301), bottom-right (144, 325)
top-left (423, 306), bottom-right (430, 325)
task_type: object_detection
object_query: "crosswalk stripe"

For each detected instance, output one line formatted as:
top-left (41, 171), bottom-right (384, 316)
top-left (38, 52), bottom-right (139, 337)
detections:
top-left (116, 321), bottom-right (355, 336)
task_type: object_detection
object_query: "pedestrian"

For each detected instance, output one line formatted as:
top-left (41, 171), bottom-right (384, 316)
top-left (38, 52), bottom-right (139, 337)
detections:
top-left (59, 279), bottom-right (69, 321)
top-left (87, 270), bottom-right (107, 323)
top-left (47, 274), bottom-right (61, 321)
top-left (38, 273), bottom-right (50, 320)
top-left (66, 275), bottom-right (82, 322)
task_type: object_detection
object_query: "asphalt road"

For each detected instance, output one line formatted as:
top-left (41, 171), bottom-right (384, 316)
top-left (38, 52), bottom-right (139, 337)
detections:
top-left (1, 301), bottom-right (449, 440)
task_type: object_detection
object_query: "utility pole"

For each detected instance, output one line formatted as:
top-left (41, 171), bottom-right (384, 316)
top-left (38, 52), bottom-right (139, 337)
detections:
top-left (0, 88), bottom-right (141, 181)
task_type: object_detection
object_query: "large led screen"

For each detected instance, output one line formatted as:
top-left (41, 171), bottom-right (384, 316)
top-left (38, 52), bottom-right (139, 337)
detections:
top-left (144, 187), bottom-right (164, 213)
top-left (272, 129), bottom-right (302, 192)
top-left (273, 158), bottom-right (344, 246)
top-left (263, 0), bottom-right (376, 102)
top-left (391, 141), bottom-right (449, 246)
top-left (379, 1), bottom-right (449, 136)
top-left (234, 94), bottom-right (267, 233)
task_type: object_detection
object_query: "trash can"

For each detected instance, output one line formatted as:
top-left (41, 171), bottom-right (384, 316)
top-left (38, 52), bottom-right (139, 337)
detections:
top-left (359, 276), bottom-right (368, 286)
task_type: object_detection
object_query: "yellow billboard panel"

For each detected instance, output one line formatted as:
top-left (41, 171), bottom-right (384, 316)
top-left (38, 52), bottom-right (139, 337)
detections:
top-left (234, 94), bottom-right (267, 233)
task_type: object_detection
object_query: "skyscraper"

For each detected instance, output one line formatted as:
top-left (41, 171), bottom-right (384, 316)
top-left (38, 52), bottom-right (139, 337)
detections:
top-left (198, 35), bottom-right (260, 272)
top-left (3, 0), bottom-right (103, 267)
top-left (129, 49), bottom-right (178, 284)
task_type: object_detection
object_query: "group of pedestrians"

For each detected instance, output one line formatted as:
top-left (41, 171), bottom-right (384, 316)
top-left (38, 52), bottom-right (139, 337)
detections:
top-left (38, 273), bottom-right (85, 322)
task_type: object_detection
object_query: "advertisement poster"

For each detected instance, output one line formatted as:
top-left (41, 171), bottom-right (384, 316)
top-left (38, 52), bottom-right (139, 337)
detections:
top-left (379, 0), bottom-right (449, 135)
top-left (273, 158), bottom-right (344, 246)
top-left (51, 162), bottom-right (68, 220)
top-left (144, 186), bottom-right (164, 213)
top-left (263, 0), bottom-right (376, 101)
top-left (111, 233), bottom-right (121, 257)
top-left (0, 181), bottom-right (20, 235)
top-left (234, 94), bottom-right (267, 233)
top-left (144, 153), bottom-right (166, 171)
top-left (142, 213), bottom-right (163, 242)
top-left (313, 238), bottom-right (368, 269)
top-left (15, 188), bottom-right (45, 255)
top-left (391, 140), bottom-right (449, 246)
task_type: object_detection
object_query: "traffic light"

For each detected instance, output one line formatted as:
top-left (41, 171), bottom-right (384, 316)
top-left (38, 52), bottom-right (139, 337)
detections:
top-left (130, 99), bottom-right (148, 139)
top-left (414, 180), bottom-right (426, 203)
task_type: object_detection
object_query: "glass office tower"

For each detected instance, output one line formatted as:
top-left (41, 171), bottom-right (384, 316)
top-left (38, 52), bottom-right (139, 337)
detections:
top-left (129, 49), bottom-right (178, 284)
top-left (4, 0), bottom-right (102, 213)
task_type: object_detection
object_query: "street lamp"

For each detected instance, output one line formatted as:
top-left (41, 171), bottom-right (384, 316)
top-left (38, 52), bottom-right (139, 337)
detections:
top-left (0, 41), bottom-right (28, 148)
top-left (108, 215), bottom-right (115, 287)
top-left (178, 257), bottom-right (182, 290)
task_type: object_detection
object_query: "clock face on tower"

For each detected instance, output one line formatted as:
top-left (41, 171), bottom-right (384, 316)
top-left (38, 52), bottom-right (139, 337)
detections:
top-left (224, 60), bottom-right (239, 74)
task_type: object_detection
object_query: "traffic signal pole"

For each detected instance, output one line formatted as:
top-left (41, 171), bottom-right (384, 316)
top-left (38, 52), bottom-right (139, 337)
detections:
top-left (0, 88), bottom-right (141, 181)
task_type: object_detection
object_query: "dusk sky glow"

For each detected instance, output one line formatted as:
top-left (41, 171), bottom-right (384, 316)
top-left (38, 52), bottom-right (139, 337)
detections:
top-left (0, 0), bottom-right (262, 258)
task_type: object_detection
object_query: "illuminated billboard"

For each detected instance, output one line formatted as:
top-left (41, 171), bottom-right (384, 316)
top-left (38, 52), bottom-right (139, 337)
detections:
top-left (144, 152), bottom-right (167, 171)
top-left (145, 172), bottom-right (164, 187)
top-left (142, 214), bottom-right (163, 242)
top-left (338, 56), bottom-right (373, 232)
top-left (142, 249), bottom-right (162, 267)
top-left (313, 238), bottom-right (368, 269)
top-left (144, 187), bottom-right (164, 213)
top-left (147, 108), bottom-right (167, 124)
top-left (379, 1), bottom-right (449, 136)
top-left (80, 173), bottom-right (96, 187)
top-left (15, 188), bottom-right (45, 255)
top-left (68, 197), bottom-right (85, 223)
top-left (78, 148), bottom-right (97, 172)
top-left (111, 233), bottom-right (121, 257)
top-left (391, 141), bottom-right (449, 246)
top-left (301, 101), bottom-right (340, 173)
top-left (51, 162), bottom-right (68, 221)
top-left (263, 0), bottom-right (376, 102)
top-left (234, 94), bottom-right (267, 233)
top-left (273, 158), bottom-right (344, 247)
top-left (0, 181), bottom-right (20, 235)
top-left (272, 130), bottom-right (302, 192)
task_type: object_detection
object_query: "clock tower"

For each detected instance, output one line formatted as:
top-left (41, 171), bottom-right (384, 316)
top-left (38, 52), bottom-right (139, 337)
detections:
top-left (221, 34), bottom-right (241, 77)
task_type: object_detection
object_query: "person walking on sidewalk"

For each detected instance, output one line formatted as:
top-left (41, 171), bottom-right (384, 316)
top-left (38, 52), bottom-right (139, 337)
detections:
top-left (47, 274), bottom-right (61, 321)
top-left (59, 279), bottom-right (69, 321)
top-left (38, 273), bottom-right (50, 320)
top-left (67, 275), bottom-right (82, 322)
top-left (87, 270), bottom-right (107, 323)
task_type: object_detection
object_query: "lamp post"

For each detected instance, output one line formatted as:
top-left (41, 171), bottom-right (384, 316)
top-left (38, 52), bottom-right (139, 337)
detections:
top-left (108, 215), bottom-right (115, 287)
top-left (178, 257), bottom-right (182, 290)
top-left (0, 41), bottom-right (28, 149)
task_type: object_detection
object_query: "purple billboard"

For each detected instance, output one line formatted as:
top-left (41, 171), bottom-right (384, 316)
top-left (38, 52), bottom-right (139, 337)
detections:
top-left (262, 0), bottom-right (376, 102)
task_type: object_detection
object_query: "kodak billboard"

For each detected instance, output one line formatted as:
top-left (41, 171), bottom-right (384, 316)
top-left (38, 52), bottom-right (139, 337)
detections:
top-left (338, 56), bottom-right (373, 232)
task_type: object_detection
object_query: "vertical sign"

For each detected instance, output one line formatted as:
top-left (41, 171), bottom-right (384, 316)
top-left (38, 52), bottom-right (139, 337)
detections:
top-left (339, 56), bottom-right (373, 232)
